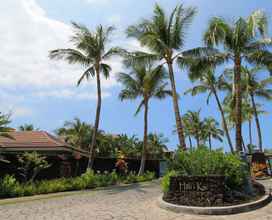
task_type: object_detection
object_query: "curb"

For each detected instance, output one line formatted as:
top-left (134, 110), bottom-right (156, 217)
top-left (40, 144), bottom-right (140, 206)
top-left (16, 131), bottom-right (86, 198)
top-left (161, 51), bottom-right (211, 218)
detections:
top-left (157, 194), bottom-right (271, 215)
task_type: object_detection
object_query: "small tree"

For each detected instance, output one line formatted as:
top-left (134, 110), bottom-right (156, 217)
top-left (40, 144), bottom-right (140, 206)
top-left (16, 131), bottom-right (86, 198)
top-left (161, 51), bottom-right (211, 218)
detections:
top-left (17, 152), bottom-right (51, 183)
top-left (18, 124), bottom-right (39, 131)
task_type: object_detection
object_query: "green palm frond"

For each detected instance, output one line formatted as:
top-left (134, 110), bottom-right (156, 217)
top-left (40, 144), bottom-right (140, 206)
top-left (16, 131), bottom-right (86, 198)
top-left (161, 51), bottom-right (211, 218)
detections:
top-left (77, 66), bottom-right (95, 86)
top-left (100, 63), bottom-right (111, 79)
top-left (49, 49), bottom-right (91, 66)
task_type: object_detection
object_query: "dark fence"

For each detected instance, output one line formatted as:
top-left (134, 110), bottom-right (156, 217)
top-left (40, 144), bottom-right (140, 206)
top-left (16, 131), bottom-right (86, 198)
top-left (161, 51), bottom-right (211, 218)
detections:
top-left (0, 155), bottom-right (161, 181)
top-left (163, 175), bottom-right (225, 207)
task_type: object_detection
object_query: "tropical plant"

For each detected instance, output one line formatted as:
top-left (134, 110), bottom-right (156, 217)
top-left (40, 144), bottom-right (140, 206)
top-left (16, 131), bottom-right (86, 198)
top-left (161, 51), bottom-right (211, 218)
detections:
top-left (49, 22), bottom-right (123, 169)
top-left (182, 110), bottom-right (204, 148)
top-left (224, 98), bottom-right (266, 152)
top-left (56, 118), bottom-right (92, 151)
top-left (188, 10), bottom-right (272, 151)
top-left (17, 152), bottom-right (51, 183)
top-left (0, 113), bottom-right (14, 163)
top-left (18, 124), bottom-right (39, 131)
top-left (203, 117), bottom-right (224, 150)
top-left (126, 3), bottom-right (198, 150)
top-left (118, 63), bottom-right (171, 175)
top-left (244, 66), bottom-right (272, 151)
top-left (223, 66), bottom-right (271, 152)
top-left (185, 69), bottom-right (234, 152)
top-left (167, 147), bottom-right (248, 190)
top-left (146, 133), bottom-right (169, 156)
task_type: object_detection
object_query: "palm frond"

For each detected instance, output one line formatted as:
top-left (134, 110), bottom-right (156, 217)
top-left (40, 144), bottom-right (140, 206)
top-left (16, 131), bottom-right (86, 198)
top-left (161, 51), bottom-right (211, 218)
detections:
top-left (77, 66), bottom-right (95, 86)
top-left (100, 63), bottom-right (111, 79)
top-left (49, 49), bottom-right (91, 66)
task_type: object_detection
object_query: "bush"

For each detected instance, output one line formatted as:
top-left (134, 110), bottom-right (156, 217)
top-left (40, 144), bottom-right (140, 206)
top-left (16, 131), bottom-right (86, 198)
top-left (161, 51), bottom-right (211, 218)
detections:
top-left (80, 169), bottom-right (97, 188)
top-left (161, 170), bottom-right (177, 193)
top-left (0, 170), bottom-right (155, 199)
top-left (166, 147), bottom-right (248, 191)
top-left (124, 171), bottom-right (156, 184)
top-left (0, 175), bottom-right (22, 198)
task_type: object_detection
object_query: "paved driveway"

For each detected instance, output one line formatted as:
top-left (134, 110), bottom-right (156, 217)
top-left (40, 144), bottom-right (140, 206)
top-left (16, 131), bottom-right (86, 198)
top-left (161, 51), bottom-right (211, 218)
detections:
top-left (0, 180), bottom-right (272, 220)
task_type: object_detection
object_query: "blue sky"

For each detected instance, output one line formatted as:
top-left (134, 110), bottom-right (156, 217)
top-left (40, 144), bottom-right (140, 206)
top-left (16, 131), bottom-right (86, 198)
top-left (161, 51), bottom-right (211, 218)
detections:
top-left (1, 0), bottom-right (272, 151)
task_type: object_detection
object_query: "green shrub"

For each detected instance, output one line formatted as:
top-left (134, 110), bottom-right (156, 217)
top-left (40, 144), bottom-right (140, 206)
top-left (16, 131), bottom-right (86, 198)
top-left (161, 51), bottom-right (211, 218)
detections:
top-left (167, 147), bottom-right (248, 190)
top-left (80, 169), bottom-right (97, 188)
top-left (161, 170), bottom-right (177, 193)
top-left (0, 170), bottom-right (155, 199)
top-left (0, 175), bottom-right (22, 198)
top-left (124, 172), bottom-right (138, 184)
top-left (124, 171), bottom-right (155, 184)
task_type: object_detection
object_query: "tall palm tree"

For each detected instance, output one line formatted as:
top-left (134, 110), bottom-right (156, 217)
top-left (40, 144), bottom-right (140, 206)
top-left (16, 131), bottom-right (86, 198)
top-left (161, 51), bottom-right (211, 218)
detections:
top-left (185, 69), bottom-right (234, 152)
top-left (203, 117), bottom-right (224, 151)
top-left (118, 64), bottom-right (171, 175)
top-left (126, 4), bottom-right (198, 150)
top-left (49, 23), bottom-right (123, 169)
top-left (186, 11), bottom-right (272, 151)
top-left (244, 66), bottom-right (272, 152)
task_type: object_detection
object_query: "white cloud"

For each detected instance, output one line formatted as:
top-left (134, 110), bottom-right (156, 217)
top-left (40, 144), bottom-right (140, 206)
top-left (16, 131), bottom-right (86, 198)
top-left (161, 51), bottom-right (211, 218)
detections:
top-left (0, 90), bottom-right (32, 118)
top-left (0, 0), bottom-right (121, 94)
top-left (35, 89), bottom-right (110, 100)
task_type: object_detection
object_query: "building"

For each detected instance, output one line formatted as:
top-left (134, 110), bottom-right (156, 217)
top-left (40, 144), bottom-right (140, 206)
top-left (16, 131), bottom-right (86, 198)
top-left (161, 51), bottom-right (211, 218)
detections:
top-left (0, 131), bottom-right (88, 179)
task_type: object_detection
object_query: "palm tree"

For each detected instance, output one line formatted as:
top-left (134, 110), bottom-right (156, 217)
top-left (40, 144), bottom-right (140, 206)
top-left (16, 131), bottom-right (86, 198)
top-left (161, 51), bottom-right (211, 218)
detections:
top-left (186, 11), bottom-right (272, 151)
top-left (203, 117), bottom-right (224, 151)
top-left (181, 115), bottom-right (193, 150)
top-left (0, 113), bottom-right (14, 163)
top-left (147, 133), bottom-right (169, 157)
top-left (56, 118), bottom-right (92, 151)
top-left (182, 110), bottom-right (204, 148)
top-left (49, 23), bottom-right (123, 169)
top-left (223, 66), bottom-right (272, 152)
top-left (118, 64), bottom-right (171, 175)
top-left (18, 124), bottom-right (39, 131)
top-left (185, 69), bottom-right (234, 152)
top-left (244, 66), bottom-right (272, 152)
top-left (126, 4), bottom-right (198, 150)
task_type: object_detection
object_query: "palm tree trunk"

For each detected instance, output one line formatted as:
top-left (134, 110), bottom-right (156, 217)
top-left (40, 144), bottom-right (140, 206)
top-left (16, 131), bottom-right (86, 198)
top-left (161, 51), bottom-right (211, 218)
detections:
top-left (188, 136), bottom-right (193, 150)
top-left (196, 134), bottom-right (200, 148)
top-left (250, 93), bottom-right (263, 152)
top-left (212, 88), bottom-right (234, 153)
top-left (234, 56), bottom-right (243, 152)
top-left (138, 98), bottom-right (148, 176)
top-left (248, 119), bottom-right (252, 147)
top-left (87, 65), bottom-right (102, 170)
top-left (208, 134), bottom-right (212, 151)
top-left (167, 62), bottom-right (186, 150)
top-left (242, 136), bottom-right (246, 152)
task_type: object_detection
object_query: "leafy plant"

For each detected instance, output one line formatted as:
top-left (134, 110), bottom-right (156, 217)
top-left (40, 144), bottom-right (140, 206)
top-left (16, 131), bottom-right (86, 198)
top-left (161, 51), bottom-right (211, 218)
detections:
top-left (166, 147), bottom-right (248, 190)
top-left (161, 170), bottom-right (177, 193)
top-left (17, 152), bottom-right (51, 183)
top-left (0, 175), bottom-right (21, 198)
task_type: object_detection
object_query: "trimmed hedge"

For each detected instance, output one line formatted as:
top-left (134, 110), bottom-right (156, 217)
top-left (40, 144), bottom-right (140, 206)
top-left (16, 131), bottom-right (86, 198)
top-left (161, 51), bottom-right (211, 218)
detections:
top-left (0, 170), bottom-right (155, 199)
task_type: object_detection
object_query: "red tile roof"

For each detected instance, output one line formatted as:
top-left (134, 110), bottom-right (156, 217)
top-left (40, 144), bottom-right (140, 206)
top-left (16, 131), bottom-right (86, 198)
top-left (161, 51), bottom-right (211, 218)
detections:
top-left (0, 131), bottom-right (68, 148)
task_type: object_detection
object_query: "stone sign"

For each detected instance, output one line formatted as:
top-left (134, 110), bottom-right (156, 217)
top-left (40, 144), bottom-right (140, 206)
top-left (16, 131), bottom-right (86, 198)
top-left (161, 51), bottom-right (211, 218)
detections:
top-left (163, 175), bottom-right (225, 207)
